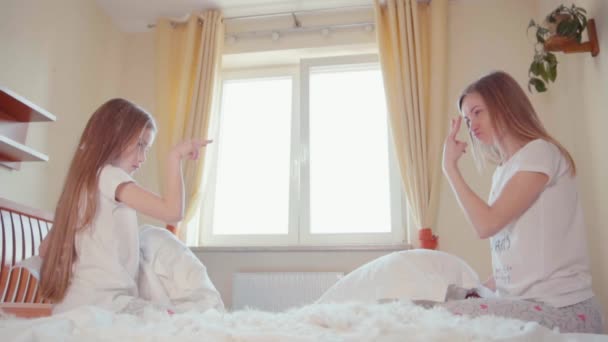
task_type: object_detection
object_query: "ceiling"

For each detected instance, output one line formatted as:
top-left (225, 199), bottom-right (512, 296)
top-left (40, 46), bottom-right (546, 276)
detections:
top-left (94, 0), bottom-right (374, 32)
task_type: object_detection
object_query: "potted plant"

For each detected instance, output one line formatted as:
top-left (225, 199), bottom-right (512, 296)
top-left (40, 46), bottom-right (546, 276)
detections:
top-left (527, 4), bottom-right (589, 93)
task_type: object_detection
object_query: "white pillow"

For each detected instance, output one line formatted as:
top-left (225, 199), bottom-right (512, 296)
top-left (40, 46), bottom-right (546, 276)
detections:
top-left (316, 249), bottom-right (480, 304)
top-left (138, 225), bottom-right (225, 313)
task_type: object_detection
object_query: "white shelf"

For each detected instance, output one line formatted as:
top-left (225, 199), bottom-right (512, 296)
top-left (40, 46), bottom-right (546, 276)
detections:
top-left (0, 135), bottom-right (48, 162)
top-left (0, 87), bottom-right (55, 169)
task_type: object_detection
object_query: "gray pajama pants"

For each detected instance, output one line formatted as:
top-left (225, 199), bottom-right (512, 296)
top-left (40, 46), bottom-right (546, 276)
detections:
top-left (434, 296), bottom-right (604, 334)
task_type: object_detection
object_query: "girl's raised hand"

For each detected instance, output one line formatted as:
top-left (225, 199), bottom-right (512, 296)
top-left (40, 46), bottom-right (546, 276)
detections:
top-left (442, 116), bottom-right (468, 173)
top-left (171, 139), bottom-right (213, 161)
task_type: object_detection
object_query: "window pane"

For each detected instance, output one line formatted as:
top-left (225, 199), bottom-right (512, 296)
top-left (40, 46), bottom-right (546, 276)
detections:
top-left (213, 77), bottom-right (292, 235)
top-left (309, 66), bottom-right (391, 234)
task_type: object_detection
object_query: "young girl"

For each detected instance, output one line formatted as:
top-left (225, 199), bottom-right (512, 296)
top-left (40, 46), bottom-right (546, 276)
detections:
top-left (440, 71), bottom-right (603, 333)
top-left (39, 98), bottom-right (221, 314)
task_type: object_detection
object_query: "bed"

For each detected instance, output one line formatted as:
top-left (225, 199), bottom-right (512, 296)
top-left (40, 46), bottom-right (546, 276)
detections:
top-left (0, 197), bottom-right (52, 318)
top-left (0, 197), bottom-right (605, 341)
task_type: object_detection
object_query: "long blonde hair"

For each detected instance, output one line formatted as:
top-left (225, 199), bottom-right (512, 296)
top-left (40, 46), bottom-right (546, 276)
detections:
top-left (457, 71), bottom-right (575, 174)
top-left (40, 98), bottom-right (156, 302)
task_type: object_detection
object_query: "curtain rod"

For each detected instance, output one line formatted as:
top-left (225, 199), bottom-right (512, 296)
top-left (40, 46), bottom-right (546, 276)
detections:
top-left (147, 0), bottom-right (431, 29)
top-left (147, 5), bottom-right (371, 29)
top-left (225, 4), bottom-right (373, 22)
top-left (226, 21), bottom-right (375, 42)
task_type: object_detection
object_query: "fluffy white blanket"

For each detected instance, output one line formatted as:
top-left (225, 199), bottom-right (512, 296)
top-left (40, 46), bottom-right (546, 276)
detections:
top-left (0, 301), bottom-right (584, 341)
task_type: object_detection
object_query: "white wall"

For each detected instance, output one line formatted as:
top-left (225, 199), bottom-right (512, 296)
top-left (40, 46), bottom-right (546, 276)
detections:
top-left (115, 32), bottom-right (164, 226)
top-left (0, 0), bottom-right (126, 212)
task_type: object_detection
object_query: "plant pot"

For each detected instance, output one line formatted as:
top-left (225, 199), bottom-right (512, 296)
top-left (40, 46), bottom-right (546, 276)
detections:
top-left (544, 14), bottom-right (572, 35)
top-left (419, 227), bottom-right (434, 239)
top-left (419, 228), bottom-right (438, 250)
top-left (420, 239), bottom-right (438, 250)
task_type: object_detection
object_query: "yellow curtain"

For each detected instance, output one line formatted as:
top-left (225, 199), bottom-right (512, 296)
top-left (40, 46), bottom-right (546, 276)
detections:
top-left (155, 11), bottom-right (224, 242)
top-left (374, 0), bottom-right (448, 245)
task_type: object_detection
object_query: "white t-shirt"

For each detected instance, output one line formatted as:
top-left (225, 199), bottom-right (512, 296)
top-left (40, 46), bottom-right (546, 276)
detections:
top-left (489, 139), bottom-right (593, 308)
top-left (54, 165), bottom-right (140, 313)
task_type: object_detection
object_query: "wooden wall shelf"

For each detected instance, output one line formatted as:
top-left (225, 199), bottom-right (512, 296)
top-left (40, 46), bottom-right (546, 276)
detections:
top-left (0, 87), bottom-right (56, 170)
top-left (544, 19), bottom-right (600, 57)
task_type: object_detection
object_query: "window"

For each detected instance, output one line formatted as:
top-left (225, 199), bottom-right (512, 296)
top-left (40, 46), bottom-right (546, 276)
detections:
top-left (200, 55), bottom-right (406, 246)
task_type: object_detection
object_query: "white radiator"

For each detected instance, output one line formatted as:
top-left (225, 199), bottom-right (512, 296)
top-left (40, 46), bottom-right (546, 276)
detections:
top-left (232, 271), bottom-right (343, 312)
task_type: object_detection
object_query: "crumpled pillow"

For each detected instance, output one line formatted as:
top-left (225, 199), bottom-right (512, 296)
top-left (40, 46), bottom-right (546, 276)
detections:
top-left (138, 225), bottom-right (225, 313)
top-left (316, 249), bottom-right (481, 304)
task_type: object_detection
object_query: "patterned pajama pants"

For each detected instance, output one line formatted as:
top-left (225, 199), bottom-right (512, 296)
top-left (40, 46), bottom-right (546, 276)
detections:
top-left (435, 296), bottom-right (604, 334)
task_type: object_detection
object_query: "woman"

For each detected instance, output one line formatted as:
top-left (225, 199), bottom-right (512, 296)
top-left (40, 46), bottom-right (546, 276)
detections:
top-left (440, 71), bottom-right (603, 333)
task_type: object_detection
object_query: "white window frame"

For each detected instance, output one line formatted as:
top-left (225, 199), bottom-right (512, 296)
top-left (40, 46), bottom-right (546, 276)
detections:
top-left (199, 55), bottom-right (407, 247)
top-left (299, 54), bottom-right (406, 245)
top-left (200, 66), bottom-right (300, 247)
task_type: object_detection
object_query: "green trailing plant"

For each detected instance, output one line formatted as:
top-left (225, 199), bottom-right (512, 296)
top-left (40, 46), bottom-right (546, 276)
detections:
top-left (527, 4), bottom-right (588, 93)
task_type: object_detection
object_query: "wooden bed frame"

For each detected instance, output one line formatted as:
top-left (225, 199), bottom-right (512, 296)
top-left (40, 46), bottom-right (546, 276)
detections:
top-left (0, 197), bottom-right (53, 317)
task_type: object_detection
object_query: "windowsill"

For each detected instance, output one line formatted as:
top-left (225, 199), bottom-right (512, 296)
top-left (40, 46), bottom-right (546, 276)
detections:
top-left (190, 243), bottom-right (412, 253)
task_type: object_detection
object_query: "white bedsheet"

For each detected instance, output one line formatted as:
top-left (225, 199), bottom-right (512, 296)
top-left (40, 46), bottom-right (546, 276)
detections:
top-left (1, 301), bottom-right (605, 341)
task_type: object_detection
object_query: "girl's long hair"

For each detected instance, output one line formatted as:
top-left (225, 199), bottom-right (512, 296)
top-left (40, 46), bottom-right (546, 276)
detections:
top-left (457, 71), bottom-right (575, 175)
top-left (40, 98), bottom-right (156, 302)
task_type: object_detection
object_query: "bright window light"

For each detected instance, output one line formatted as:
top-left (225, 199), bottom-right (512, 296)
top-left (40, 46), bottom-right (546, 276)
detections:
top-left (212, 77), bottom-right (292, 235)
top-left (309, 66), bottom-right (391, 234)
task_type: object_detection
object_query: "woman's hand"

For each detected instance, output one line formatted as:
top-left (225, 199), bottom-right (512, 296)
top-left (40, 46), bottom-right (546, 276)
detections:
top-left (170, 139), bottom-right (213, 161)
top-left (442, 116), bottom-right (468, 174)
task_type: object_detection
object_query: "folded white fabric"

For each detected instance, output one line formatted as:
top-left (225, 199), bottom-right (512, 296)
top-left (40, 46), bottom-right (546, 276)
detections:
top-left (316, 249), bottom-right (481, 304)
top-left (13, 255), bottom-right (43, 279)
top-left (138, 225), bottom-right (225, 313)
